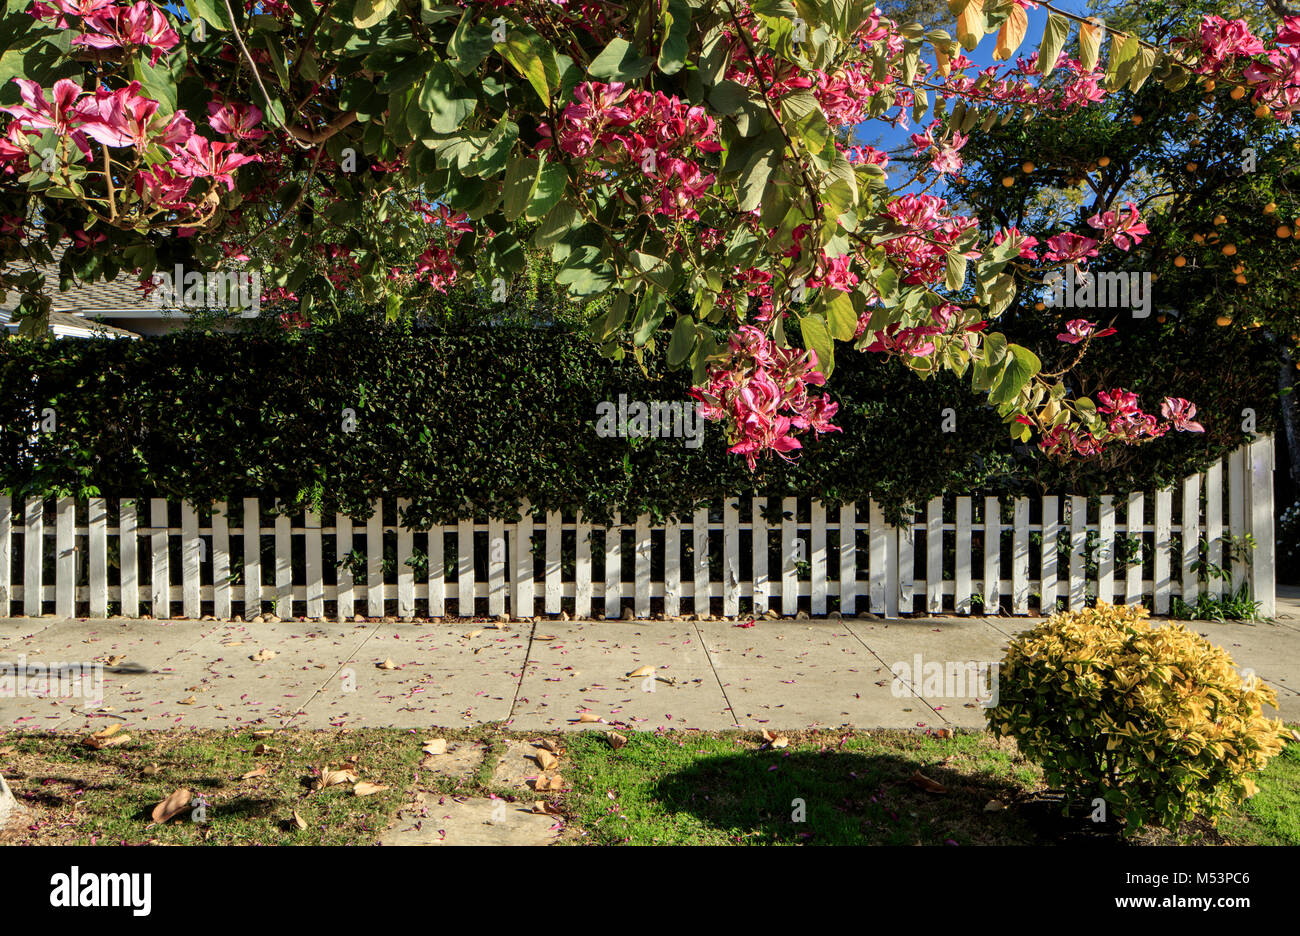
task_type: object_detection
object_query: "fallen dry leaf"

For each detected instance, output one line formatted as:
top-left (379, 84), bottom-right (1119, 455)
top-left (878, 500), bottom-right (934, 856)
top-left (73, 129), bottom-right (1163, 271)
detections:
top-left (466, 629), bottom-right (483, 639)
top-left (984, 799), bottom-right (1006, 812)
top-left (178, 696), bottom-right (196, 706)
top-left (770, 735), bottom-right (789, 749)
top-left (538, 738), bottom-right (564, 754)
top-left (607, 732), bottom-right (627, 750)
top-left (253, 743), bottom-right (280, 756)
top-left (761, 728), bottom-right (775, 742)
top-left (576, 712), bottom-right (602, 723)
top-left (142, 764), bottom-right (161, 776)
top-left (315, 767), bottom-right (359, 789)
top-left (530, 801), bottom-right (561, 816)
top-left (0, 745), bottom-right (15, 756)
top-left (81, 725), bottom-right (131, 750)
top-left (626, 664), bottom-right (655, 678)
top-left (241, 766), bottom-right (267, 781)
top-left (151, 788), bottom-right (192, 823)
top-left (250, 730), bottom-right (274, 740)
top-left (533, 749), bottom-right (559, 771)
top-left (249, 649), bottom-right (277, 662)
top-left (353, 782), bottom-right (388, 797)
top-left (291, 809), bottom-right (307, 830)
top-left (935, 728), bottom-right (953, 739)
top-left (102, 654), bottom-right (125, 666)
top-left (533, 775), bottom-right (567, 791)
top-left (422, 739), bottom-right (448, 756)
top-left (376, 658), bottom-right (398, 670)
top-left (908, 770), bottom-right (948, 795)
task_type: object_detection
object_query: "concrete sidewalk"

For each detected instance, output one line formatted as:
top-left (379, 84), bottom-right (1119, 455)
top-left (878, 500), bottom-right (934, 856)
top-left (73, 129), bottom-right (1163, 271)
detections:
top-left (2, 610), bottom-right (1298, 734)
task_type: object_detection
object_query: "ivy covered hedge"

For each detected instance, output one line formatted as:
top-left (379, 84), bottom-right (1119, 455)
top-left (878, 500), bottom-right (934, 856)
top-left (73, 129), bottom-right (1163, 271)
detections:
top-left (0, 322), bottom-right (1273, 525)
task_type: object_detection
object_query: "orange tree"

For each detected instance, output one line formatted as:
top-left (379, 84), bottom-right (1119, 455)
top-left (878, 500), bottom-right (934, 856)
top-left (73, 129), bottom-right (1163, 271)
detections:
top-left (2, 0), bottom-right (1298, 468)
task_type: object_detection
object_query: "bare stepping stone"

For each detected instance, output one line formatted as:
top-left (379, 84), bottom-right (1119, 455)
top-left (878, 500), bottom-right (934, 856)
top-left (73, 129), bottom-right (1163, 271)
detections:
top-left (379, 796), bottom-right (560, 846)
top-left (419, 741), bottom-right (484, 782)
top-left (492, 739), bottom-right (564, 791)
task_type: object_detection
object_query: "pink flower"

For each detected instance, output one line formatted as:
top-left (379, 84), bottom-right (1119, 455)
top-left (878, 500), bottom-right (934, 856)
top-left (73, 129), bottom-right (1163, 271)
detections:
top-left (1056, 319), bottom-right (1117, 344)
top-left (208, 101), bottom-right (267, 141)
top-left (169, 135), bottom-right (261, 190)
top-left (2, 78), bottom-right (93, 157)
top-left (1087, 201), bottom-right (1149, 251)
top-left (1161, 397), bottom-right (1205, 432)
top-left (1197, 15), bottom-right (1265, 73)
top-left (1043, 232), bottom-right (1100, 264)
top-left (74, 1), bottom-right (180, 66)
top-left (71, 229), bottom-right (106, 249)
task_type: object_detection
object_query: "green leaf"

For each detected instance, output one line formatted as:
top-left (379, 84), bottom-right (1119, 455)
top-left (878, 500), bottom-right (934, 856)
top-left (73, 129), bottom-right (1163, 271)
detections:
top-left (130, 52), bottom-right (178, 115)
top-left (524, 159), bottom-right (567, 221)
top-left (945, 249), bottom-right (967, 291)
top-left (799, 313), bottom-right (834, 378)
top-left (658, 0), bottom-right (691, 75)
top-left (185, 0), bottom-right (232, 30)
top-left (353, 0), bottom-right (398, 29)
top-left (502, 155), bottom-right (538, 222)
top-left (988, 344), bottom-right (1040, 406)
top-left (499, 30), bottom-right (552, 105)
top-left (448, 8), bottom-right (496, 74)
top-left (736, 147), bottom-right (778, 212)
top-left (1037, 12), bottom-right (1070, 77)
top-left (667, 315), bottom-right (698, 366)
top-left (556, 245), bottom-right (614, 297)
top-left (587, 37), bottom-right (653, 81)
top-left (419, 63), bottom-right (477, 133)
top-left (825, 291), bottom-right (857, 340)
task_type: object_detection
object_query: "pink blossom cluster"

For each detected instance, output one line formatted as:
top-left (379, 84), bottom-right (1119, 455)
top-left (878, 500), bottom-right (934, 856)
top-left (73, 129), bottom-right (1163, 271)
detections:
top-left (690, 325), bottom-right (841, 469)
top-left (0, 78), bottom-right (261, 213)
top-left (881, 193), bottom-right (978, 285)
top-left (414, 205), bottom-right (473, 292)
top-left (1038, 392), bottom-right (1204, 458)
top-left (538, 81), bottom-right (719, 222)
top-left (32, 0), bottom-right (180, 66)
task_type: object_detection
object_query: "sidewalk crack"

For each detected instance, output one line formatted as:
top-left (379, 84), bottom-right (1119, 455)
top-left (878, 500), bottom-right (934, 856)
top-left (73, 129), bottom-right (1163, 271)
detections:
top-left (693, 621), bottom-right (741, 729)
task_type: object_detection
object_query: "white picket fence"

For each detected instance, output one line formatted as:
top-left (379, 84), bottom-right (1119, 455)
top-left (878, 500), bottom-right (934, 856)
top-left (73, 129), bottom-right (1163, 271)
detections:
top-left (0, 436), bottom-right (1276, 621)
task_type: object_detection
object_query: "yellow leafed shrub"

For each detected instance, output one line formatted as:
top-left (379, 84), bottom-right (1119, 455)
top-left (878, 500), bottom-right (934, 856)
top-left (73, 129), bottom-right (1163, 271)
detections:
top-left (986, 602), bottom-right (1288, 833)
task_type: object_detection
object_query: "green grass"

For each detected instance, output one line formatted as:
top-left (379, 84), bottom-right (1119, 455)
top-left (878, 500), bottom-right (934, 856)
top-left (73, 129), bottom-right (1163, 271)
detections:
top-left (3, 726), bottom-right (1296, 845)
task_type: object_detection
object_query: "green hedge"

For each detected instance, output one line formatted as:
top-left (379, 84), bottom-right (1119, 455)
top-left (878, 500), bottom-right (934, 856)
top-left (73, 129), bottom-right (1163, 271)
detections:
top-left (0, 323), bottom-right (1272, 525)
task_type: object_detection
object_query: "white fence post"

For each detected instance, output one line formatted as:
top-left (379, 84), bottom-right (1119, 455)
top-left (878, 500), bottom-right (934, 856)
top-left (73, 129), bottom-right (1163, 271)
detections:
top-left (1248, 434), bottom-right (1276, 616)
top-left (24, 497), bottom-right (43, 616)
top-left (0, 494), bottom-right (9, 615)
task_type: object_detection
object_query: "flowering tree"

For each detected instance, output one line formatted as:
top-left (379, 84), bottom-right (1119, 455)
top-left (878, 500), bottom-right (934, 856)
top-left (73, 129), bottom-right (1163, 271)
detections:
top-left (1, 0), bottom-right (1296, 467)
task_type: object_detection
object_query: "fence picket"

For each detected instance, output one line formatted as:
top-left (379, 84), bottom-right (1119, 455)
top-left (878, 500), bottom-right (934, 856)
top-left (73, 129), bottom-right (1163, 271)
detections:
top-left (723, 501), bottom-right (740, 617)
top-left (88, 498), bottom-right (107, 618)
top-left (367, 501), bottom-right (384, 618)
top-left (1228, 447), bottom-right (1246, 594)
top-left (635, 513), bottom-right (652, 618)
top-left (1040, 496), bottom-right (1058, 615)
top-left (838, 502), bottom-right (855, 615)
top-left (457, 517), bottom-right (474, 618)
top-left (1012, 498), bottom-right (1029, 614)
top-left (488, 517), bottom-right (507, 618)
top-left (926, 498), bottom-right (943, 613)
top-left (212, 501), bottom-right (231, 620)
top-left (1205, 463), bottom-right (1223, 598)
top-left (545, 511), bottom-right (562, 615)
top-left (897, 520), bottom-right (914, 614)
top-left (810, 501), bottom-right (826, 616)
top-left (1097, 495), bottom-right (1114, 606)
top-left (1181, 476), bottom-right (1199, 605)
top-left (0, 495), bottom-right (9, 615)
top-left (983, 497), bottom-right (1000, 613)
top-left (954, 497), bottom-right (972, 615)
top-left (305, 508), bottom-right (324, 618)
top-left (693, 507), bottom-right (709, 616)
top-left (870, 499), bottom-right (887, 614)
top-left (1125, 493), bottom-right (1143, 604)
top-left (513, 502), bottom-right (532, 619)
top-left (56, 497), bottom-right (75, 618)
top-left (664, 517), bottom-right (680, 618)
top-left (396, 500), bottom-right (413, 617)
top-left (121, 499), bottom-right (138, 617)
top-left (605, 513), bottom-right (622, 618)
top-left (426, 520), bottom-right (442, 618)
top-left (274, 509), bottom-right (291, 619)
top-left (151, 498), bottom-right (168, 618)
top-left (1154, 488), bottom-right (1173, 614)
top-left (576, 512), bottom-right (594, 618)
top-left (181, 501), bottom-right (200, 618)
top-left (23, 497), bottom-right (41, 616)
top-left (1249, 436), bottom-right (1276, 616)
top-left (752, 498), bottom-right (769, 615)
top-left (338, 513), bottom-right (355, 620)
top-left (243, 497), bottom-right (260, 618)
top-left (780, 499), bottom-right (797, 615)
top-left (1069, 496), bottom-right (1086, 612)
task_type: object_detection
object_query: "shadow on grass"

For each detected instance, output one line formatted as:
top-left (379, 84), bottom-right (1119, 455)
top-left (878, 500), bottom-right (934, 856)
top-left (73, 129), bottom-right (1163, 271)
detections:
top-left (650, 749), bottom-right (1127, 846)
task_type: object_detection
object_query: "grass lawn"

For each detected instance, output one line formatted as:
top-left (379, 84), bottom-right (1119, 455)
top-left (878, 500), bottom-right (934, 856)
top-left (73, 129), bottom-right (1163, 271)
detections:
top-left (1, 726), bottom-right (1295, 846)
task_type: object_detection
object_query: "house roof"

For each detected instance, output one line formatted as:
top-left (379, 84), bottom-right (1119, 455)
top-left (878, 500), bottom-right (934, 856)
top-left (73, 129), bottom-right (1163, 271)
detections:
top-left (0, 307), bottom-right (141, 339)
top-left (1, 251), bottom-right (156, 315)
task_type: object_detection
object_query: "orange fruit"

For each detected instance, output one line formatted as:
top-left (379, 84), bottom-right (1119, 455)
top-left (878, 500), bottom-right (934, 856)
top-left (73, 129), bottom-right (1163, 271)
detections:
top-left (1207, 232), bottom-right (1219, 242)
top-left (1222, 243), bottom-right (1237, 255)
top-left (1097, 156), bottom-right (1111, 168)
top-left (1235, 274), bottom-right (1248, 284)
top-left (1213, 214), bottom-right (1226, 225)
top-left (1204, 79), bottom-right (1216, 91)
top-left (1217, 315), bottom-right (1233, 326)
top-left (1157, 314), bottom-right (1167, 323)
top-left (1255, 104), bottom-right (1271, 118)
top-left (1173, 255), bottom-right (1187, 267)
top-left (1034, 301), bottom-right (1046, 311)
top-left (1233, 263), bottom-right (1245, 274)
top-left (1022, 161), bottom-right (1035, 173)
top-left (1186, 162), bottom-right (1198, 172)
top-left (1278, 225), bottom-right (1293, 238)
top-left (1231, 86), bottom-right (1246, 100)
top-left (1131, 114), bottom-right (1143, 125)
top-left (1002, 176), bottom-right (1015, 187)
top-left (1193, 233), bottom-right (1205, 243)
top-left (1264, 202), bottom-right (1277, 214)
